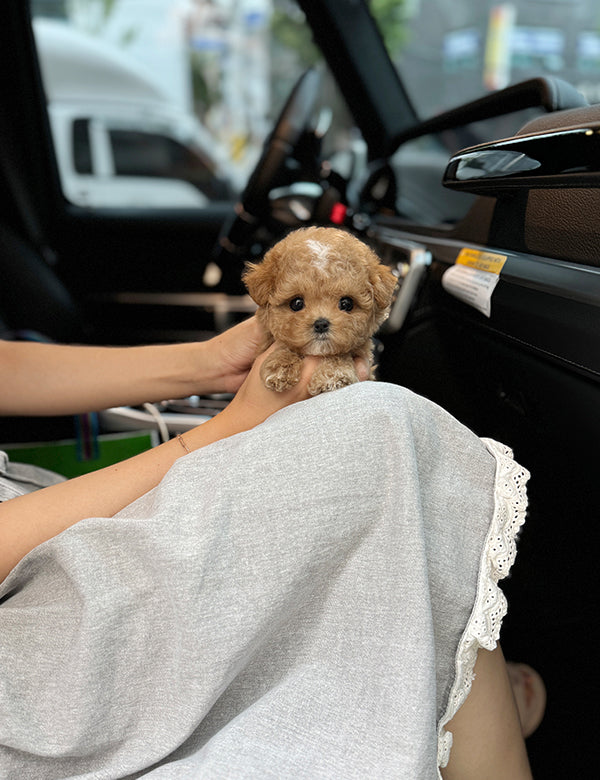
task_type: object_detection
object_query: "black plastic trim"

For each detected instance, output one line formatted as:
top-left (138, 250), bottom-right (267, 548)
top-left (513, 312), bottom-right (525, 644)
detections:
top-left (370, 225), bottom-right (600, 379)
top-left (298, 0), bottom-right (416, 159)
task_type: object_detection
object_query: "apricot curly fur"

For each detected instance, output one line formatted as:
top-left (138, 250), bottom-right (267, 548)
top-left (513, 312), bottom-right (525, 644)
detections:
top-left (243, 226), bottom-right (397, 395)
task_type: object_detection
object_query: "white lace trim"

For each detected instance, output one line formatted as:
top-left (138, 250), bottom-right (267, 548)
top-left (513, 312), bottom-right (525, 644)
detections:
top-left (436, 438), bottom-right (530, 774)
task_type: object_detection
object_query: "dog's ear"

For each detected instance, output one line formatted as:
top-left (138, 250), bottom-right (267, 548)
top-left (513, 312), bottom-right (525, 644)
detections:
top-left (242, 260), bottom-right (274, 306)
top-left (370, 262), bottom-right (397, 310)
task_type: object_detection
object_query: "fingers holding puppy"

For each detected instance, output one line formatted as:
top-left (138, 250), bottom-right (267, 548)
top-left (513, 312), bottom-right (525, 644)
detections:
top-left (353, 356), bottom-right (370, 383)
top-left (219, 341), bottom-right (371, 440)
top-left (259, 344), bottom-right (370, 396)
top-left (218, 344), bottom-right (320, 433)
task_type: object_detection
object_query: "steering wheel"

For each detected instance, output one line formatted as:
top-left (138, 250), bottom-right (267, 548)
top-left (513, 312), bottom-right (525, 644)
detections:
top-left (215, 68), bottom-right (321, 270)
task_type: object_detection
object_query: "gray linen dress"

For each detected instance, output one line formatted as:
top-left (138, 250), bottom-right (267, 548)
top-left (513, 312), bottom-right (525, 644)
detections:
top-left (0, 381), bottom-right (528, 779)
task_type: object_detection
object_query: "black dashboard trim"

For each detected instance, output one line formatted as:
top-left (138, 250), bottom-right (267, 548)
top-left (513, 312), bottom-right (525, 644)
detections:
top-left (370, 225), bottom-right (600, 379)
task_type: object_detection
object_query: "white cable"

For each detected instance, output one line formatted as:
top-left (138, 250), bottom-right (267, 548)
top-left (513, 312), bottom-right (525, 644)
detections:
top-left (142, 403), bottom-right (170, 443)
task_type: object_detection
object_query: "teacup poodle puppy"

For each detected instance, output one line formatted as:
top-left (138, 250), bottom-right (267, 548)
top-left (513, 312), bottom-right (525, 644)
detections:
top-left (243, 226), bottom-right (397, 396)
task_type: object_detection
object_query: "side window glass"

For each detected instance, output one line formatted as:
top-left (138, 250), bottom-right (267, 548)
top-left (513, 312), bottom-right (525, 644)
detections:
top-left (109, 129), bottom-right (170, 178)
top-left (108, 128), bottom-right (229, 199)
top-left (29, 1), bottom-right (356, 211)
top-left (72, 119), bottom-right (92, 175)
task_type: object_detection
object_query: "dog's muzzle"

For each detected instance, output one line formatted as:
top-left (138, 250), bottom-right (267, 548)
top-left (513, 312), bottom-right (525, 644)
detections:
top-left (313, 318), bottom-right (330, 334)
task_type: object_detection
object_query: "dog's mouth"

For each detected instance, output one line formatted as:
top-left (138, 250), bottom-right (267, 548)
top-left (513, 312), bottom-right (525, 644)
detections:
top-left (305, 333), bottom-right (337, 356)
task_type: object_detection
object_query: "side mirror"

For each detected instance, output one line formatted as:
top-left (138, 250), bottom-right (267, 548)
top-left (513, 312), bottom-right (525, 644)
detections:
top-left (443, 123), bottom-right (600, 194)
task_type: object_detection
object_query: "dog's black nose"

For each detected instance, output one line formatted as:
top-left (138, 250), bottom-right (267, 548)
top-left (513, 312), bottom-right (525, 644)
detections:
top-left (313, 318), bottom-right (330, 334)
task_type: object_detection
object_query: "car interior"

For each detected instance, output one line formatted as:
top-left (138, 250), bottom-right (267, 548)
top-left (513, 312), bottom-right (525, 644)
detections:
top-left (1, 0), bottom-right (599, 775)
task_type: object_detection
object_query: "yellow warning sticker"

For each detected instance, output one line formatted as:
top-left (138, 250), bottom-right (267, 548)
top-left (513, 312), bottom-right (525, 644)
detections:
top-left (456, 248), bottom-right (507, 275)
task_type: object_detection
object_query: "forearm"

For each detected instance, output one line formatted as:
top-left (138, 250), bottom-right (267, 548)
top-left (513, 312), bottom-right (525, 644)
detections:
top-left (1, 319), bottom-right (264, 417)
top-left (0, 411), bottom-right (249, 584)
top-left (0, 347), bottom-right (318, 585)
top-left (0, 340), bottom-right (218, 416)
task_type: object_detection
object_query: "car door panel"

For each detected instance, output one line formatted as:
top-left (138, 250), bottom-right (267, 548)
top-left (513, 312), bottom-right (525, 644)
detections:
top-left (371, 106), bottom-right (599, 777)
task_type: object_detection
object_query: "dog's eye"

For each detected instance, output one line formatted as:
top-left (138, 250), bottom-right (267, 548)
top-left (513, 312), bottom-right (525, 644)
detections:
top-left (339, 296), bottom-right (354, 312)
top-left (289, 297), bottom-right (305, 312)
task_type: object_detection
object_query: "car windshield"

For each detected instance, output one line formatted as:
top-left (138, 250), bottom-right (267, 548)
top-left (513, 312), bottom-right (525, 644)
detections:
top-left (29, 0), bottom-right (599, 209)
top-left (30, 0), bottom-right (339, 207)
top-left (372, 0), bottom-right (600, 133)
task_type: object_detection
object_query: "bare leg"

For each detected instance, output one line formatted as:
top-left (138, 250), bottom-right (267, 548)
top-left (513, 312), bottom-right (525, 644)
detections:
top-left (507, 662), bottom-right (547, 738)
top-left (441, 645), bottom-right (533, 780)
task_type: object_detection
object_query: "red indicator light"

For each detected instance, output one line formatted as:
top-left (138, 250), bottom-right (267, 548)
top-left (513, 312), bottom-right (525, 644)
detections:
top-left (329, 202), bottom-right (347, 224)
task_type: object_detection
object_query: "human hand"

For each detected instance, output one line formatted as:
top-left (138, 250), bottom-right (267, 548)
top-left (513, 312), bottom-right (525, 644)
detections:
top-left (195, 316), bottom-right (368, 397)
top-left (214, 343), bottom-right (370, 431)
top-left (214, 344), bottom-right (321, 433)
top-left (184, 342), bottom-right (370, 451)
top-left (201, 316), bottom-right (264, 394)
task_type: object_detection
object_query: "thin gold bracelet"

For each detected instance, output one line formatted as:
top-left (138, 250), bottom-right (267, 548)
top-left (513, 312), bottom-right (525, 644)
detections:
top-left (176, 433), bottom-right (191, 455)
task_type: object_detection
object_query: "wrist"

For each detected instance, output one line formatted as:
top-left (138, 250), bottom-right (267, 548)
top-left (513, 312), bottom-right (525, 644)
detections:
top-left (170, 341), bottom-right (220, 397)
top-left (177, 408), bottom-right (248, 454)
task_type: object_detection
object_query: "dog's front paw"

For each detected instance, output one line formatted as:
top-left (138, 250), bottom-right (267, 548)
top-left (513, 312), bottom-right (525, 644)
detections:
top-left (307, 359), bottom-right (358, 396)
top-left (308, 373), bottom-right (357, 396)
top-left (261, 351), bottom-right (303, 392)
